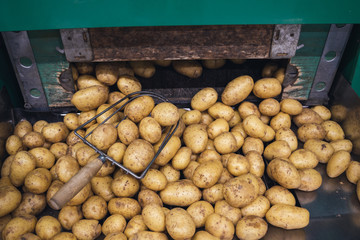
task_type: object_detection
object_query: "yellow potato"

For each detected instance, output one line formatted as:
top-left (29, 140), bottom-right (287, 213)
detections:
top-left (221, 75), bottom-right (254, 106)
top-left (172, 60), bottom-right (202, 78)
top-left (0, 184), bottom-right (21, 217)
top-left (107, 142), bottom-right (126, 164)
top-left (242, 137), bottom-right (264, 155)
top-left (270, 112), bottom-right (291, 131)
top-left (275, 128), bottom-right (298, 152)
top-left (262, 62), bottom-right (278, 77)
top-left (274, 68), bottom-right (285, 83)
top-left (298, 168), bottom-right (322, 191)
top-left (191, 87), bottom-right (218, 111)
top-left (228, 111), bottom-right (241, 128)
top-left (107, 91), bottom-right (128, 109)
top-left (55, 155), bottom-right (79, 183)
top-left (153, 134), bottom-right (181, 166)
top-left (153, 60), bottom-right (172, 67)
top-left (16, 233), bottom-right (41, 240)
top-left (75, 62), bottom-right (94, 74)
top-left (192, 231), bottom-right (220, 240)
top-left (205, 213), bottom-right (235, 240)
top-left (78, 110), bottom-right (96, 128)
top-left (2, 215), bottom-right (37, 240)
top-left (5, 135), bottom-right (24, 155)
top-left (66, 183), bottom-right (92, 206)
top-left (346, 161), bottom-right (360, 184)
top-left (243, 115), bottom-right (266, 138)
top-left (129, 231), bottom-right (168, 240)
top-left (330, 139), bottom-right (353, 153)
top-left (227, 154), bottom-right (249, 176)
top-left (253, 78), bottom-right (282, 98)
top-left (108, 197), bottom-right (141, 220)
top-left (223, 176), bottom-right (257, 208)
top-left (66, 130), bottom-right (85, 146)
top-left (187, 201), bottom-right (214, 228)
top-left (72, 219), bottom-right (102, 240)
top-left (183, 160), bottom-right (200, 180)
top-left (41, 122), bottom-right (69, 143)
top-left (10, 151), bottom-right (36, 187)
top-left (14, 120), bottom-right (32, 138)
top-left (260, 115), bottom-right (271, 125)
top-left (172, 147), bottom-right (192, 170)
top-left (181, 110), bottom-right (201, 125)
top-left (111, 174), bottom-right (139, 197)
top-left (117, 75), bottom-right (142, 95)
top-left (183, 124), bottom-right (208, 154)
top-left (231, 122), bottom-right (247, 138)
top-left (125, 95), bottom-right (155, 123)
top-left (214, 132), bottom-right (237, 154)
top-left (267, 159), bottom-right (301, 189)
top-left (76, 74), bottom-right (105, 90)
top-left (129, 61), bottom-right (156, 78)
top-left (202, 183), bottom-right (224, 204)
top-left (12, 192), bottom-right (46, 217)
top-left (200, 112), bottom-right (215, 126)
top-left (192, 160), bottom-right (223, 188)
top-left (207, 102), bottom-right (236, 122)
top-left (71, 85), bottom-right (109, 111)
top-left (124, 215), bottom-right (148, 238)
top-left (35, 216), bottom-right (61, 240)
top-left (289, 149), bottom-right (318, 169)
top-left (214, 200), bottom-right (242, 225)
top-left (265, 185), bottom-right (296, 206)
top-left (321, 120), bottom-right (345, 141)
top-left (33, 120), bottom-right (48, 133)
top-left (96, 104), bottom-right (121, 124)
top-left (312, 105), bottom-right (331, 120)
top-left (259, 98), bottom-right (280, 117)
top-left (202, 59), bottom-right (226, 69)
top-left (293, 108), bottom-right (324, 127)
top-left (231, 131), bottom-right (245, 152)
top-left (238, 101), bottom-right (260, 119)
top-left (266, 204), bottom-right (310, 230)
top-left (236, 216), bottom-right (268, 240)
top-left (90, 124), bottom-right (118, 151)
top-left (207, 118), bottom-right (229, 140)
top-left (280, 99), bottom-right (303, 115)
top-left (159, 164), bottom-right (180, 182)
top-left (331, 104), bottom-right (347, 122)
top-left (151, 102), bottom-right (179, 127)
top-left (327, 150), bottom-right (351, 178)
top-left (117, 119), bottom-right (139, 145)
top-left (166, 208), bottom-right (196, 239)
top-left (24, 168), bottom-right (52, 194)
top-left (160, 179), bottom-right (201, 206)
top-left (51, 232), bottom-right (77, 240)
top-left (96, 62), bottom-right (118, 85)
top-left (137, 189), bottom-right (163, 208)
top-left (58, 205), bottom-right (83, 230)
top-left (297, 123), bottom-right (326, 142)
top-left (102, 214), bottom-right (127, 236)
top-left (138, 117), bottom-right (162, 144)
top-left (264, 140), bottom-right (291, 161)
top-left (141, 169), bottom-right (167, 191)
top-left (142, 204), bottom-right (165, 232)
top-left (304, 139), bottom-right (334, 164)
top-left (246, 151), bottom-right (265, 177)
top-left (123, 139), bottom-right (155, 174)
top-left (1, 156), bottom-right (14, 178)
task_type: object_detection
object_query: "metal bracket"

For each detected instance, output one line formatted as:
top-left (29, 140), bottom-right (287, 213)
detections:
top-left (271, 24), bottom-right (301, 59)
top-left (60, 28), bottom-right (94, 62)
top-left (2, 31), bottom-right (49, 111)
top-left (307, 24), bottom-right (353, 105)
top-left (59, 68), bottom-right (76, 93)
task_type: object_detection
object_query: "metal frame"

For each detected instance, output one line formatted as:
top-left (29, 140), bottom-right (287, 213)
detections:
top-left (271, 24), bottom-right (301, 59)
top-left (60, 28), bottom-right (94, 62)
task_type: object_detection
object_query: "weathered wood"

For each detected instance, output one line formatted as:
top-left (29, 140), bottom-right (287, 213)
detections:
top-left (89, 25), bottom-right (274, 61)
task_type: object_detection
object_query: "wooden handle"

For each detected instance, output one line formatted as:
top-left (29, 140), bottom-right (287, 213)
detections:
top-left (48, 158), bottom-right (104, 210)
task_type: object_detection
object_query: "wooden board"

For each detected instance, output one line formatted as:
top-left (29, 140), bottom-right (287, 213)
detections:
top-left (89, 25), bottom-right (274, 61)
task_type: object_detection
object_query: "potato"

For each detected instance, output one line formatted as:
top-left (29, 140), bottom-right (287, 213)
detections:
top-left (231, 131), bottom-right (245, 151)
top-left (312, 105), bottom-right (331, 120)
top-left (304, 139), bottom-right (335, 164)
top-left (298, 168), bottom-right (322, 191)
top-left (96, 104), bottom-right (121, 124)
top-left (264, 140), bottom-right (291, 160)
top-left (259, 98), bottom-right (280, 117)
top-left (63, 113), bottom-right (79, 131)
top-left (192, 159), bottom-right (223, 188)
top-left (5, 135), bottom-right (24, 155)
top-left (66, 130), bottom-right (85, 146)
top-left (125, 95), bottom-right (155, 123)
top-left (274, 67), bottom-right (285, 83)
top-left (253, 78), bottom-right (282, 98)
top-left (200, 112), bottom-right (215, 126)
top-left (129, 61), bottom-right (156, 78)
top-left (267, 159), bottom-right (301, 189)
top-left (0, 185), bottom-right (21, 217)
top-left (242, 137), bottom-right (264, 155)
top-left (270, 112), bottom-right (291, 131)
top-left (90, 176), bottom-right (114, 201)
top-left (77, 74), bottom-right (105, 90)
top-left (346, 161), bottom-right (360, 184)
top-left (66, 183), bottom-right (92, 206)
top-left (231, 122), bottom-right (247, 138)
top-left (72, 219), bottom-right (101, 240)
top-left (141, 204), bottom-right (166, 232)
top-left (207, 118), bottom-right (229, 139)
top-left (191, 87), bottom-right (218, 111)
top-left (260, 115), bottom-right (271, 125)
top-left (236, 216), bottom-right (268, 240)
top-left (110, 174), bottom-right (139, 198)
top-left (357, 180), bottom-right (360, 202)
top-left (16, 233), bottom-right (41, 240)
top-left (297, 123), bottom-right (326, 142)
top-left (228, 111), bottom-right (242, 127)
top-left (159, 164), bottom-right (180, 182)
top-left (82, 196), bottom-right (107, 220)
top-left (331, 104), bottom-right (347, 122)
top-left (106, 143), bottom-right (126, 164)
top-left (102, 214), bottom-right (127, 236)
top-left (129, 231), bottom-right (168, 240)
top-left (202, 59), bottom-right (226, 69)
top-left (55, 155), bottom-right (79, 183)
top-left (160, 179), bottom-right (201, 206)
top-left (137, 117), bottom-right (161, 144)
top-left (205, 213), bottom-right (234, 240)
top-left (12, 192), bottom-right (46, 217)
top-left (58, 205), bottom-right (83, 230)
top-left (221, 75), bottom-right (254, 106)
top-left (214, 200), bottom-right (241, 225)
top-left (1, 156), bottom-right (13, 177)
top-left (202, 183), bottom-right (224, 204)
top-left (227, 154), bottom-right (249, 176)
top-left (71, 85), bottom-right (109, 111)
top-left (330, 139), bottom-right (353, 153)
top-left (75, 62), bottom-right (94, 74)
top-left (95, 63), bottom-right (118, 85)
top-left (124, 215), bottom-right (148, 238)
top-left (327, 150), bottom-right (351, 178)
top-left (166, 208), bottom-right (196, 239)
top-left (51, 232), bottom-right (77, 240)
top-left (183, 124), bottom-right (208, 154)
top-left (265, 185), bottom-right (296, 206)
top-left (192, 231), bottom-right (220, 240)
top-left (223, 176), bottom-right (257, 208)
top-left (117, 75), bottom-right (142, 95)
top-left (321, 120), bottom-right (345, 141)
top-left (35, 216), bottom-right (61, 240)
top-left (275, 128), bottom-right (298, 152)
top-left (138, 189), bottom-right (163, 208)
top-left (243, 115), bottom-right (266, 138)
top-left (183, 161), bottom-right (200, 180)
top-left (154, 135), bottom-right (181, 166)
top-left (171, 147), bottom-right (192, 170)
top-left (33, 120), bottom-right (48, 133)
top-left (293, 108), bottom-right (323, 127)
top-left (172, 60), bottom-right (202, 78)
top-left (10, 151), bottom-right (36, 187)
top-left (141, 169), bottom-right (167, 191)
top-left (208, 102), bottom-right (235, 121)
top-left (238, 101), bottom-right (260, 119)
top-left (266, 204), bottom-right (310, 230)
top-left (2, 215), bottom-right (36, 240)
top-left (151, 102), bottom-right (179, 127)
top-left (185, 201), bottom-right (214, 228)
top-left (78, 110), bottom-right (96, 128)
top-left (289, 149), bottom-right (318, 169)
top-left (89, 124), bottom-right (117, 151)
top-left (41, 122), bottom-right (69, 143)
top-left (180, 110), bottom-right (200, 125)
top-left (75, 146), bottom-right (96, 167)
top-left (214, 132), bottom-right (236, 154)
top-left (108, 197), bottom-right (141, 220)
top-left (246, 151), bottom-right (265, 178)
top-left (116, 119), bottom-right (139, 145)
top-left (24, 168), bottom-right (52, 194)
top-left (107, 91), bottom-right (128, 109)
top-left (280, 99), bottom-right (303, 115)
top-left (153, 60), bottom-right (171, 67)
top-left (262, 62), bottom-right (278, 77)
top-left (14, 119), bottom-right (32, 138)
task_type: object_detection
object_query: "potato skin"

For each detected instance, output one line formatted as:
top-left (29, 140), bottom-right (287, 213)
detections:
top-left (267, 159), bottom-right (301, 189)
top-left (12, 192), bottom-right (46, 217)
top-left (187, 201), bottom-right (214, 228)
top-left (241, 195), bottom-right (270, 218)
top-left (108, 198), bottom-right (141, 220)
top-left (264, 140), bottom-right (291, 161)
top-left (24, 168), bottom-right (52, 194)
top-left (154, 135), bottom-right (181, 166)
top-left (259, 98), bottom-right (280, 117)
top-left (35, 216), bottom-right (61, 240)
top-left (0, 185), bottom-right (22, 217)
top-left (142, 204), bottom-right (165, 232)
top-left (124, 215), bottom-right (148, 238)
top-left (58, 205), bottom-right (83, 230)
top-left (304, 139), bottom-right (334, 164)
top-left (223, 177), bottom-right (257, 208)
top-left (297, 123), bottom-right (326, 142)
top-left (96, 62), bottom-right (118, 85)
top-left (102, 214), bottom-right (127, 236)
top-left (172, 60), bottom-right (202, 78)
top-left (141, 169), bottom-right (167, 191)
top-left (327, 150), bottom-right (351, 178)
top-left (192, 160), bottom-right (223, 188)
top-left (82, 196), bottom-right (108, 220)
top-left (293, 108), bottom-right (323, 127)
top-left (42, 122), bottom-right (69, 143)
top-left (160, 179), bottom-right (202, 207)
top-left (151, 102), bottom-right (179, 127)
top-left (265, 185), bottom-right (296, 206)
top-left (266, 204), bottom-right (310, 230)
top-left (221, 75), bottom-right (254, 106)
top-left (10, 151), bottom-right (36, 187)
top-left (346, 161), bottom-right (360, 184)
top-left (205, 213), bottom-right (235, 240)
top-left (253, 78), bottom-right (282, 98)
top-left (243, 115), bottom-right (266, 138)
top-left (14, 120), bottom-right (32, 138)
top-left (2, 215), bottom-right (37, 240)
top-left (236, 216), bottom-right (268, 240)
top-left (183, 124), bottom-right (208, 154)
top-left (5, 135), bottom-right (24, 155)
top-left (289, 149), bottom-right (318, 169)
top-left (123, 139), bottom-right (155, 174)
top-left (139, 117), bottom-right (162, 144)
top-left (321, 120), bottom-right (345, 141)
top-left (330, 139), bottom-right (353, 152)
top-left (72, 219), bottom-right (102, 240)
top-left (71, 85), bottom-right (109, 111)
top-left (214, 200), bottom-right (242, 225)
top-left (275, 128), bottom-right (298, 152)
top-left (208, 102), bottom-right (235, 121)
top-left (125, 96), bottom-right (155, 123)
top-left (166, 208), bottom-right (196, 240)
top-left (191, 87), bottom-right (218, 111)
top-left (298, 168), bottom-right (322, 191)
top-left (137, 189), bottom-right (163, 208)
top-left (280, 99), bottom-right (303, 115)
top-left (202, 183), bottom-right (224, 204)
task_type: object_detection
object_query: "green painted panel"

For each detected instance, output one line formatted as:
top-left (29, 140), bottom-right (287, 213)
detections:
top-left (0, 1), bottom-right (359, 31)
top-left (283, 25), bottom-right (330, 100)
top-left (27, 30), bottom-right (73, 108)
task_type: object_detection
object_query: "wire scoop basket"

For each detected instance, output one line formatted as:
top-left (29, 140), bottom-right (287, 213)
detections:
top-left (49, 91), bottom-right (179, 210)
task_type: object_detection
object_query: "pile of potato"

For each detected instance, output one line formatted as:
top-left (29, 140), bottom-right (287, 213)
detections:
top-left (0, 61), bottom-right (360, 240)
